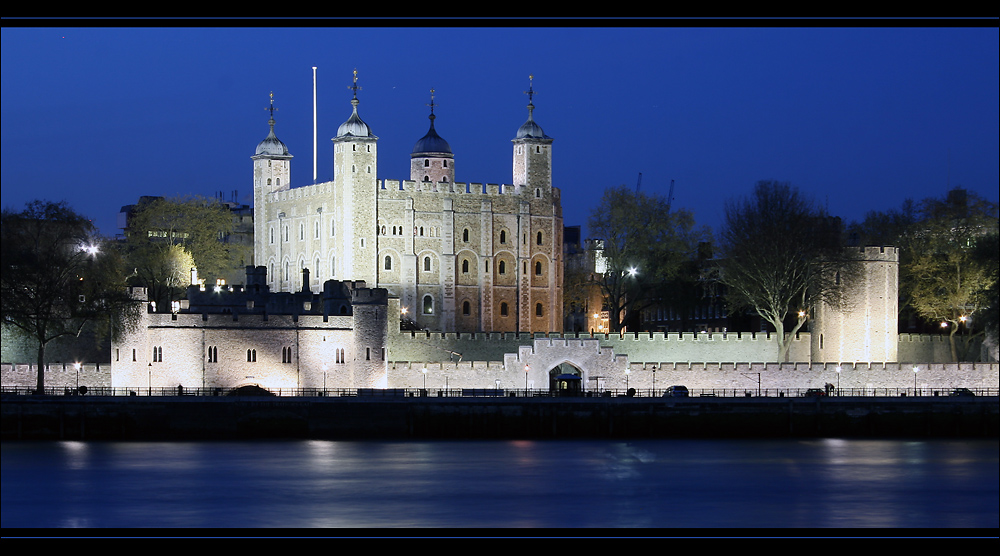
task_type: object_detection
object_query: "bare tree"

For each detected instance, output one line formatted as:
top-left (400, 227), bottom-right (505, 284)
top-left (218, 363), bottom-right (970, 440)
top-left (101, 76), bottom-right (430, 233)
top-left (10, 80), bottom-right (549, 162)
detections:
top-left (588, 185), bottom-right (710, 332)
top-left (718, 181), bottom-right (857, 361)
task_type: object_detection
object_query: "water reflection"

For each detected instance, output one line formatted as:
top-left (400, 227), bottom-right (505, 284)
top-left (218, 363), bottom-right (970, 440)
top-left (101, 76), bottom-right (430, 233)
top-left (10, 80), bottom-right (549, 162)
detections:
top-left (2, 439), bottom-right (997, 528)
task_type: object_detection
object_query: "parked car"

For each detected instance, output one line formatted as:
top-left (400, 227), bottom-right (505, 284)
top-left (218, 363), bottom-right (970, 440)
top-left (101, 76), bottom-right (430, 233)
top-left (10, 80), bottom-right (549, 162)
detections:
top-left (949, 388), bottom-right (976, 397)
top-left (664, 385), bottom-right (689, 397)
top-left (803, 388), bottom-right (827, 397)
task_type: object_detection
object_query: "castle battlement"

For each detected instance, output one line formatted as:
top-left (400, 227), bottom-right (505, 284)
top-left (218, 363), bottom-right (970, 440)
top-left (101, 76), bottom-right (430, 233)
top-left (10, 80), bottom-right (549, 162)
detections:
top-left (268, 181), bottom-right (335, 203)
top-left (380, 179), bottom-right (532, 197)
top-left (852, 245), bottom-right (900, 262)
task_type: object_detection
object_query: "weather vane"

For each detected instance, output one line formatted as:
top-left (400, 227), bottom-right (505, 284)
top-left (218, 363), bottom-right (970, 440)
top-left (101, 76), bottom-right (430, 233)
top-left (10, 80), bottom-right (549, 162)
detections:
top-left (349, 69), bottom-right (361, 100)
top-left (524, 74), bottom-right (536, 106)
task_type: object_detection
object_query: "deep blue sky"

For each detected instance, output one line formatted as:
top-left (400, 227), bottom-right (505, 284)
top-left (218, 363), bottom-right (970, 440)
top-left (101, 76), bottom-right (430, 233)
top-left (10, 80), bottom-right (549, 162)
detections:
top-left (2, 24), bottom-right (997, 241)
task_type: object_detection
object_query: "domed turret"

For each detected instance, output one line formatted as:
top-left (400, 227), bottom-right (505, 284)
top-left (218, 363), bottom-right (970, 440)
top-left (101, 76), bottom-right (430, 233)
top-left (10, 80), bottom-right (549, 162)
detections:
top-left (410, 89), bottom-right (455, 184)
top-left (514, 76), bottom-right (549, 140)
top-left (254, 93), bottom-right (292, 157)
top-left (256, 120), bottom-right (290, 156)
top-left (412, 114), bottom-right (452, 155)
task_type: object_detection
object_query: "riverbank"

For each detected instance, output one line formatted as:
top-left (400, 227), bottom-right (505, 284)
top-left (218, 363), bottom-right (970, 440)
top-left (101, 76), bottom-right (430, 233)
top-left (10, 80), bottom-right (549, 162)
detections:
top-left (3, 394), bottom-right (997, 440)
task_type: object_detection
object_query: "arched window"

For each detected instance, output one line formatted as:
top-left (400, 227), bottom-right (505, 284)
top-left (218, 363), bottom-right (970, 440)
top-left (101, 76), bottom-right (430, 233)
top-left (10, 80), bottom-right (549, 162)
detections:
top-left (267, 178), bottom-right (272, 185)
top-left (300, 224), bottom-right (304, 240)
top-left (537, 231), bottom-right (543, 245)
top-left (424, 257), bottom-right (431, 271)
top-left (535, 261), bottom-right (543, 275)
top-left (500, 230), bottom-right (506, 244)
top-left (463, 229), bottom-right (469, 242)
top-left (424, 159), bottom-right (430, 167)
top-left (331, 220), bottom-right (336, 236)
top-left (423, 295), bottom-right (433, 314)
top-left (500, 302), bottom-right (509, 316)
top-left (536, 188), bottom-right (541, 198)
top-left (536, 303), bottom-right (544, 317)
top-left (462, 259), bottom-right (469, 273)
top-left (385, 255), bottom-right (392, 270)
top-left (270, 227), bottom-right (274, 244)
top-left (499, 261), bottom-right (506, 274)
top-left (462, 301), bottom-right (471, 315)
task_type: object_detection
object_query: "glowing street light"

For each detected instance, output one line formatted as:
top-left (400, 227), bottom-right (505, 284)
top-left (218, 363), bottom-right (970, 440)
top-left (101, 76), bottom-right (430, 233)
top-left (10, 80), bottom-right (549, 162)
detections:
top-left (524, 364), bottom-right (530, 391)
top-left (913, 366), bottom-right (919, 395)
top-left (836, 366), bottom-right (841, 395)
top-left (422, 367), bottom-right (427, 390)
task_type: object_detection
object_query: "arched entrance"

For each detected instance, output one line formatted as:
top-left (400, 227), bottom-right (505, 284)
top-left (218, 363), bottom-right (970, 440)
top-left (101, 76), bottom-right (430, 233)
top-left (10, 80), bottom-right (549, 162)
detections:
top-left (548, 362), bottom-right (583, 396)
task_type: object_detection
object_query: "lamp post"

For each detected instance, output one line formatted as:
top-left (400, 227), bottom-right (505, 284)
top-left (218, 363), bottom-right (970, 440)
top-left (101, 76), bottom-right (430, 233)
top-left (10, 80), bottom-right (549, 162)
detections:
top-left (651, 364), bottom-right (657, 396)
top-left (913, 366), bottom-right (918, 396)
top-left (836, 366), bottom-right (841, 396)
top-left (74, 362), bottom-right (81, 391)
top-left (422, 367), bottom-right (427, 390)
top-left (524, 364), bottom-right (530, 391)
top-left (625, 367), bottom-right (630, 392)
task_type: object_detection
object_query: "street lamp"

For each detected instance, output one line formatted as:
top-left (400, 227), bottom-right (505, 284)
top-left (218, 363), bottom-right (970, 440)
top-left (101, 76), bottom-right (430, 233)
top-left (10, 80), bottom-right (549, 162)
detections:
top-left (651, 364), bottom-right (657, 396)
top-left (836, 366), bottom-right (841, 396)
top-left (913, 366), bottom-right (918, 395)
top-left (74, 362), bottom-right (81, 391)
top-left (524, 364), bottom-right (530, 391)
top-left (422, 367), bottom-right (427, 390)
top-left (624, 367), bottom-right (630, 392)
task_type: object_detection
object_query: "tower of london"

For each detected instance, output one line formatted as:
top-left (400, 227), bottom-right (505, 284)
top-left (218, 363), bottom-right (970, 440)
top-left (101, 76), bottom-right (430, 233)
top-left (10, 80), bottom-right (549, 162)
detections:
top-left (253, 73), bottom-right (563, 334)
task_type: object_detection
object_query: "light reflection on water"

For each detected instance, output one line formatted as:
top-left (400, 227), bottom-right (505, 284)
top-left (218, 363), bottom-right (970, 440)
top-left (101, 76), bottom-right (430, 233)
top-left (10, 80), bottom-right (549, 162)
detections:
top-left (2, 439), bottom-right (997, 529)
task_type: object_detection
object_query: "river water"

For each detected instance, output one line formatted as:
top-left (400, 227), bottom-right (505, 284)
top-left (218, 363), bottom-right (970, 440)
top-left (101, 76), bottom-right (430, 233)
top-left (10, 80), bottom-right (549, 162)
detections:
top-left (2, 438), bottom-right (997, 530)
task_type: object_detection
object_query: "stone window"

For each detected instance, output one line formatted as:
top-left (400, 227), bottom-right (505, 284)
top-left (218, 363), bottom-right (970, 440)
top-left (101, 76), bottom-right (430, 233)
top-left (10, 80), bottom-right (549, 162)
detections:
top-left (385, 255), bottom-right (392, 270)
top-left (462, 259), bottom-right (469, 273)
top-left (537, 231), bottom-right (543, 245)
top-left (535, 261), bottom-right (543, 275)
top-left (500, 302), bottom-right (509, 316)
top-left (536, 303), bottom-right (544, 317)
top-left (463, 301), bottom-right (471, 315)
top-left (247, 349), bottom-right (257, 363)
top-left (152, 346), bottom-right (162, 362)
top-left (500, 230), bottom-right (507, 244)
top-left (463, 229), bottom-right (469, 242)
top-left (499, 261), bottom-right (506, 274)
top-left (423, 295), bottom-right (433, 315)
top-left (424, 257), bottom-right (431, 272)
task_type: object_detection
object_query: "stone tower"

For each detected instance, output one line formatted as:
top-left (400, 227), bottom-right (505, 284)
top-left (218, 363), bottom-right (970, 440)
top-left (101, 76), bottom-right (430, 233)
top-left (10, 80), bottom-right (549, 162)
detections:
top-left (251, 94), bottom-right (292, 271)
top-left (811, 246), bottom-right (900, 363)
top-left (332, 71), bottom-right (379, 287)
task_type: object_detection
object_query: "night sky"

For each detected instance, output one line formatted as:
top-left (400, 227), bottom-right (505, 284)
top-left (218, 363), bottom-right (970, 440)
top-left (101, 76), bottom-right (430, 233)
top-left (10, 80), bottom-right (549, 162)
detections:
top-left (2, 23), bottom-right (997, 241)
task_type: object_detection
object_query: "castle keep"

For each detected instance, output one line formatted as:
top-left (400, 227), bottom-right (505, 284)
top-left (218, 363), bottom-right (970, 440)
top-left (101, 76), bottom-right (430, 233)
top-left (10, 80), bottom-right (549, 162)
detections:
top-left (254, 75), bottom-right (562, 334)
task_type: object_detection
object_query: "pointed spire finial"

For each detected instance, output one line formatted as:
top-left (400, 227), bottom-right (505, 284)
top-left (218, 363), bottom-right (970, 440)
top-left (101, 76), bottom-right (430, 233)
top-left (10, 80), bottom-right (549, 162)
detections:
top-left (267, 91), bottom-right (277, 128)
top-left (524, 75), bottom-right (537, 117)
top-left (349, 69), bottom-right (362, 104)
top-left (427, 88), bottom-right (437, 122)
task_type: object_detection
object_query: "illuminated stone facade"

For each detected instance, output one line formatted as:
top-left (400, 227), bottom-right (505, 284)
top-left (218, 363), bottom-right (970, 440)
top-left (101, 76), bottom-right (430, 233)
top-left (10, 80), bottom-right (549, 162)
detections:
top-left (254, 77), bottom-right (563, 334)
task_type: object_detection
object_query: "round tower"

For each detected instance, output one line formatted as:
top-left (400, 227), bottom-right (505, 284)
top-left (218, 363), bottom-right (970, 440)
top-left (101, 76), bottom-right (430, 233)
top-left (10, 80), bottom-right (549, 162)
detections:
top-left (252, 93), bottom-right (292, 271)
top-left (811, 246), bottom-right (900, 364)
top-left (410, 89), bottom-right (455, 184)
